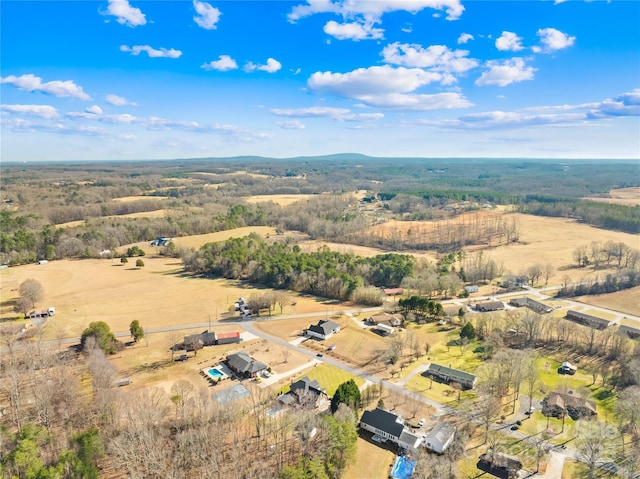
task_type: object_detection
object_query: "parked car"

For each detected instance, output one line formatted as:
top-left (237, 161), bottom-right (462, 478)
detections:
top-left (418, 418), bottom-right (426, 427)
top-left (525, 407), bottom-right (535, 415)
top-left (316, 353), bottom-right (323, 357)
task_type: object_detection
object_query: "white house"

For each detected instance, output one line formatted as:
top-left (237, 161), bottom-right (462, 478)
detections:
top-left (423, 422), bottom-right (456, 454)
top-left (359, 408), bottom-right (421, 452)
top-left (306, 320), bottom-right (340, 340)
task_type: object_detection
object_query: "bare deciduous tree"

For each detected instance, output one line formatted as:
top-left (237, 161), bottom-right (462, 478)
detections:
top-left (19, 278), bottom-right (44, 308)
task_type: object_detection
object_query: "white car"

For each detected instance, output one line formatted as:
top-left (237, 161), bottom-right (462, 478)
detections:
top-left (418, 418), bottom-right (426, 427)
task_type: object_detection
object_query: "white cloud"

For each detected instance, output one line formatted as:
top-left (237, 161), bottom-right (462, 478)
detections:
top-left (381, 42), bottom-right (478, 73)
top-left (244, 58), bottom-right (282, 73)
top-left (308, 65), bottom-right (445, 99)
top-left (475, 58), bottom-right (536, 87)
top-left (105, 94), bottom-right (135, 106)
top-left (276, 120), bottom-right (306, 129)
top-left (193, 0), bottom-right (221, 29)
top-left (289, 0), bottom-right (465, 22)
top-left (201, 55), bottom-right (238, 71)
top-left (430, 89), bottom-right (640, 131)
top-left (120, 45), bottom-right (182, 58)
top-left (1, 104), bottom-right (59, 119)
top-left (86, 105), bottom-right (103, 115)
top-left (588, 89), bottom-right (640, 118)
top-left (354, 92), bottom-right (472, 110)
top-left (457, 33), bottom-right (473, 44)
top-left (270, 106), bottom-right (384, 121)
top-left (103, 0), bottom-right (146, 27)
top-left (495, 31), bottom-right (524, 51)
top-left (0, 74), bottom-right (91, 100)
top-left (323, 20), bottom-right (384, 41)
top-left (533, 28), bottom-right (575, 53)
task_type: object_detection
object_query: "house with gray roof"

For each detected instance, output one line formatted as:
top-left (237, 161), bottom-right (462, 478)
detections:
top-left (279, 376), bottom-right (328, 409)
top-left (475, 301), bottom-right (505, 312)
top-left (306, 319), bottom-right (341, 340)
top-left (566, 310), bottom-right (614, 330)
top-left (509, 297), bottom-right (553, 314)
top-left (618, 324), bottom-right (640, 340)
top-left (225, 351), bottom-right (268, 378)
top-left (423, 363), bottom-right (477, 389)
top-left (423, 421), bottom-right (456, 454)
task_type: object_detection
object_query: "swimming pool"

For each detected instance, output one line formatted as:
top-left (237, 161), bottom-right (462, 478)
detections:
top-left (208, 368), bottom-right (225, 380)
top-left (203, 366), bottom-right (228, 382)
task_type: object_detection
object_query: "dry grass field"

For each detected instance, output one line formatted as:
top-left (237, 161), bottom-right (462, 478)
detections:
top-left (112, 195), bottom-right (170, 202)
top-left (168, 226), bottom-right (278, 249)
top-left (577, 286), bottom-right (640, 316)
top-left (0, 242), bottom-right (329, 339)
top-left (244, 194), bottom-right (317, 206)
top-left (583, 187), bottom-right (640, 206)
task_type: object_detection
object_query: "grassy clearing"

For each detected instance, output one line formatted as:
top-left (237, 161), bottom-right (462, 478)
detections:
top-left (277, 363), bottom-right (364, 397)
top-left (344, 437), bottom-right (394, 479)
top-left (577, 286), bottom-right (640, 316)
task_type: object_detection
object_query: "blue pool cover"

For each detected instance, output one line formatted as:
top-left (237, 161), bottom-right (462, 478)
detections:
top-left (390, 456), bottom-right (416, 479)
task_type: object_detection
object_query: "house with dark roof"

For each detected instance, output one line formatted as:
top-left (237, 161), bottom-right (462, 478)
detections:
top-left (423, 363), bottom-right (477, 389)
top-left (306, 320), bottom-right (341, 340)
top-left (565, 310), bottom-right (614, 330)
top-left (618, 324), bottom-right (640, 340)
top-left (359, 408), bottom-right (421, 452)
top-left (475, 301), bottom-right (505, 312)
top-left (423, 421), bottom-right (456, 454)
top-left (543, 388), bottom-right (597, 420)
top-left (509, 297), bottom-right (553, 314)
top-left (225, 351), bottom-right (268, 378)
top-left (478, 450), bottom-right (523, 479)
top-left (279, 376), bottom-right (329, 409)
top-left (360, 408), bottom-right (405, 443)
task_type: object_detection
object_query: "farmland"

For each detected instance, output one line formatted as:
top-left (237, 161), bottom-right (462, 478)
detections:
top-left (0, 158), bottom-right (639, 479)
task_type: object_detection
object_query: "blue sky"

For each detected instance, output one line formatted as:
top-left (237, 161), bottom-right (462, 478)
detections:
top-left (1, 0), bottom-right (639, 161)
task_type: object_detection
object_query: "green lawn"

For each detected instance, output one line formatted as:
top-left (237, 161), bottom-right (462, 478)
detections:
top-left (277, 363), bottom-right (364, 397)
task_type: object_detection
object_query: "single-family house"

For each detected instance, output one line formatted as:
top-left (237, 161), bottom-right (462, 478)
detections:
top-left (360, 408), bottom-right (405, 443)
top-left (464, 285), bottom-right (479, 294)
top-left (478, 450), bottom-right (523, 479)
top-left (509, 297), bottom-right (553, 314)
top-left (367, 312), bottom-right (403, 327)
top-left (475, 301), bottom-right (505, 312)
top-left (306, 320), bottom-right (340, 340)
top-left (423, 363), bottom-right (477, 390)
top-left (618, 324), bottom-right (640, 340)
top-left (565, 310), bottom-right (614, 330)
top-left (225, 351), bottom-right (268, 378)
top-left (543, 388), bottom-right (597, 420)
top-left (279, 376), bottom-right (329, 409)
top-left (423, 421), bottom-right (456, 454)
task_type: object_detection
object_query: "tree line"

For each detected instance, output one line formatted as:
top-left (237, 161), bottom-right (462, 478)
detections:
top-left (182, 235), bottom-right (415, 300)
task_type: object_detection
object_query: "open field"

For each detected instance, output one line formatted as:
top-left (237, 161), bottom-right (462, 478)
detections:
top-left (244, 194), bottom-right (317, 205)
top-left (583, 187), bottom-right (640, 206)
top-left (576, 286), bottom-right (640, 316)
top-left (168, 226), bottom-right (278, 250)
top-left (0, 251), bottom-right (331, 338)
top-left (112, 195), bottom-right (170, 203)
top-left (367, 211), bottom-right (636, 286)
